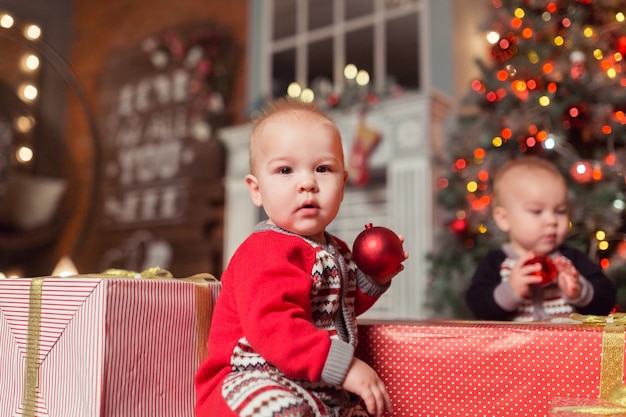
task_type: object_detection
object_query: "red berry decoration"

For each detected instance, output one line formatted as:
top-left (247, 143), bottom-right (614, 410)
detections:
top-left (524, 255), bottom-right (557, 286)
top-left (352, 223), bottom-right (404, 277)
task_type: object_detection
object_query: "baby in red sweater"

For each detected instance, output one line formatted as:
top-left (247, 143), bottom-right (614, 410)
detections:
top-left (194, 98), bottom-right (407, 417)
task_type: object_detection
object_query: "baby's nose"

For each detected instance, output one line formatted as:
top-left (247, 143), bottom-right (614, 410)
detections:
top-left (299, 175), bottom-right (318, 191)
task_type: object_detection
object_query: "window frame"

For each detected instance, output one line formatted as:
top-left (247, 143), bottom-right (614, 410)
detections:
top-left (248, 0), bottom-right (427, 106)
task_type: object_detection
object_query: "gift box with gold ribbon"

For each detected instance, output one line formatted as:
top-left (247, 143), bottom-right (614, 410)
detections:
top-left (0, 268), bottom-right (220, 417)
top-left (548, 313), bottom-right (626, 416)
top-left (356, 319), bottom-right (626, 417)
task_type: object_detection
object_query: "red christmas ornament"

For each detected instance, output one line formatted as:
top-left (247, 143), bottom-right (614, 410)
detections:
top-left (352, 223), bottom-right (404, 278)
top-left (448, 218), bottom-right (468, 236)
top-left (524, 255), bottom-right (557, 286)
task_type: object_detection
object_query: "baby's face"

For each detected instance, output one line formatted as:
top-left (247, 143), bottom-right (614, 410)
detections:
top-left (247, 110), bottom-right (347, 243)
top-left (496, 169), bottom-right (569, 256)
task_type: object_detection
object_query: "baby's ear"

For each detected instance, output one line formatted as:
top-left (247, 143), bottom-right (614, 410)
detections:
top-left (492, 206), bottom-right (510, 232)
top-left (245, 174), bottom-right (263, 207)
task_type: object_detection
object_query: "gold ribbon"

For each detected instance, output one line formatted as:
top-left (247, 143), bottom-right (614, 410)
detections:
top-left (570, 313), bottom-right (626, 326)
top-left (550, 314), bottom-right (626, 414)
top-left (22, 277), bottom-right (43, 417)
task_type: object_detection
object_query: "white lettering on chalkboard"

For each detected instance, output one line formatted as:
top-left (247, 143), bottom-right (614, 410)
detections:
top-left (105, 68), bottom-right (199, 226)
top-left (105, 183), bottom-right (188, 224)
top-left (117, 69), bottom-right (189, 116)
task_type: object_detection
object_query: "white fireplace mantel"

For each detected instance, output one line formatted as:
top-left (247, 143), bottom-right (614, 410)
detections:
top-left (219, 92), bottom-right (451, 319)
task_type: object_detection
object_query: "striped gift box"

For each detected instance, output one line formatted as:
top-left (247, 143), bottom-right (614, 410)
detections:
top-left (0, 276), bottom-right (220, 417)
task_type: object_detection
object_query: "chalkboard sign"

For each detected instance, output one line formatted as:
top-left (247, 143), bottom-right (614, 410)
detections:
top-left (81, 22), bottom-right (237, 277)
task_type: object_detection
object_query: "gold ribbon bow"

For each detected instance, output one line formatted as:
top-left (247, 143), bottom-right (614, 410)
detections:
top-left (570, 313), bottom-right (626, 326)
top-left (550, 313), bottom-right (626, 414)
top-left (99, 266), bottom-right (174, 279)
top-left (96, 266), bottom-right (216, 284)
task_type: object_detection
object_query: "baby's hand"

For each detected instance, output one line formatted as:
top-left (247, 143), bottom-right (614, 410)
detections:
top-left (509, 252), bottom-right (544, 298)
top-left (554, 256), bottom-right (581, 299)
top-left (342, 357), bottom-right (392, 417)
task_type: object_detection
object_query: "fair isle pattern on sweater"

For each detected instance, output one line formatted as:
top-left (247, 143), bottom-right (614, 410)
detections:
top-left (223, 231), bottom-right (362, 416)
top-left (221, 368), bottom-right (370, 417)
top-left (500, 257), bottom-right (574, 321)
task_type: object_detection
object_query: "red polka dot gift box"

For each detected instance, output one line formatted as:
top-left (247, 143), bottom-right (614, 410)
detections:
top-left (0, 271), bottom-right (220, 417)
top-left (356, 319), bottom-right (626, 417)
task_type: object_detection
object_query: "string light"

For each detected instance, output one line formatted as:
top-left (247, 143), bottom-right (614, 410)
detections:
top-left (355, 70), bottom-right (370, 86)
top-left (287, 82), bottom-right (301, 98)
top-left (300, 88), bottom-right (314, 103)
top-left (554, 36), bottom-right (564, 46)
top-left (14, 116), bottom-right (34, 133)
top-left (486, 31), bottom-right (500, 45)
top-left (16, 146), bottom-right (33, 163)
top-left (21, 54), bottom-right (39, 71)
top-left (0, 13), bottom-right (13, 28)
top-left (543, 134), bottom-right (556, 149)
top-left (19, 83), bottom-right (38, 102)
top-left (344, 64), bottom-right (358, 80)
top-left (0, 12), bottom-right (47, 166)
top-left (23, 23), bottom-right (41, 40)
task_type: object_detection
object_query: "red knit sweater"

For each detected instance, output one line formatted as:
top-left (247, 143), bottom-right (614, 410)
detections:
top-left (195, 226), bottom-right (387, 416)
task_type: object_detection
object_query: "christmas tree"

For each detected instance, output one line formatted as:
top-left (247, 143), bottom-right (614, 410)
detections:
top-left (427, 0), bottom-right (626, 318)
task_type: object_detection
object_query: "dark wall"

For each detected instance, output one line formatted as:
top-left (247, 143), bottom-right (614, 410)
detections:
top-left (0, 1), bottom-right (248, 275)
top-left (0, 0), bottom-right (73, 55)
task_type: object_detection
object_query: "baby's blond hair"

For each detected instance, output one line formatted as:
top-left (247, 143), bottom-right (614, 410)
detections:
top-left (248, 98), bottom-right (340, 174)
top-left (492, 156), bottom-right (565, 207)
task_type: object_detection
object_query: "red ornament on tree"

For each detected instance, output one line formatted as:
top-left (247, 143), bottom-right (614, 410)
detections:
top-left (352, 223), bottom-right (404, 278)
top-left (448, 218), bottom-right (469, 236)
top-left (617, 36), bottom-right (626, 56)
top-left (524, 255), bottom-right (557, 286)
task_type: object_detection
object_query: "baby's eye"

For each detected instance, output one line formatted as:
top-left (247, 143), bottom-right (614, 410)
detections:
top-left (316, 165), bottom-right (329, 173)
top-left (279, 167), bottom-right (293, 174)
